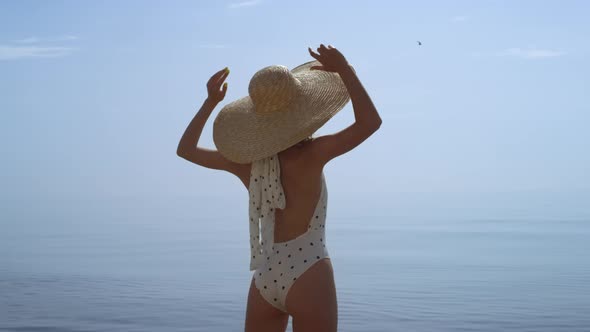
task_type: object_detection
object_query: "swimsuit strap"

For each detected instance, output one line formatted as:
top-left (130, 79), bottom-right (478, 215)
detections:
top-left (248, 153), bottom-right (286, 271)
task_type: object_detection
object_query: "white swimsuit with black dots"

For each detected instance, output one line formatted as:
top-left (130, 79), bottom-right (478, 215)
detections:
top-left (248, 153), bottom-right (329, 313)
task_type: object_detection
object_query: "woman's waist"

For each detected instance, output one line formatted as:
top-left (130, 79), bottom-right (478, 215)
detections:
top-left (273, 219), bottom-right (326, 242)
top-left (271, 227), bottom-right (326, 250)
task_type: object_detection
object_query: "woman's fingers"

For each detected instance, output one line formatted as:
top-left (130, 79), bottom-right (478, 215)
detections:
top-left (216, 68), bottom-right (229, 85)
top-left (205, 67), bottom-right (228, 102)
top-left (214, 67), bottom-right (226, 76)
top-left (216, 68), bottom-right (229, 82)
top-left (208, 68), bottom-right (229, 90)
top-left (208, 67), bottom-right (229, 86)
top-left (308, 47), bottom-right (322, 60)
top-left (211, 67), bottom-right (226, 80)
top-left (309, 65), bottom-right (324, 71)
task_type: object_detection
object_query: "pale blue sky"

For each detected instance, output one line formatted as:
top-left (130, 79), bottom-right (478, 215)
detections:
top-left (1, 0), bottom-right (589, 221)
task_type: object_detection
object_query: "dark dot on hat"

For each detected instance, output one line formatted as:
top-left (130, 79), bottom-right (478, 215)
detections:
top-left (254, 179), bottom-right (257, 182)
top-left (293, 277), bottom-right (297, 281)
top-left (267, 257), bottom-right (270, 260)
top-left (274, 280), bottom-right (277, 283)
top-left (264, 285), bottom-right (267, 289)
top-left (280, 273), bottom-right (283, 276)
top-left (269, 184), bottom-right (271, 188)
top-left (299, 248), bottom-right (302, 251)
top-left (320, 238), bottom-right (323, 242)
top-left (272, 195), bottom-right (274, 198)
top-left (304, 259), bottom-right (307, 263)
top-left (317, 256), bottom-right (320, 259)
top-left (290, 266), bottom-right (294, 269)
top-left (288, 254), bottom-right (291, 257)
top-left (252, 255), bottom-right (255, 259)
top-left (259, 273), bottom-right (262, 276)
top-left (270, 157), bottom-right (273, 160)
top-left (310, 242), bottom-right (314, 246)
top-left (282, 286), bottom-right (285, 289)
top-left (315, 215), bottom-right (318, 219)
top-left (275, 179), bottom-right (278, 182)
top-left (274, 298), bottom-right (277, 301)
top-left (278, 261), bottom-right (282, 264)
top-left (261, 215), bottom-right (264, 218)
top-left (268, 267), bottom-right (272, 271)
top-left (279, 193), bottom-right (282, 196)
top-left (276, 250), bottom-right (279, 254)
top-left (264, 188), bottom-right (267, 191)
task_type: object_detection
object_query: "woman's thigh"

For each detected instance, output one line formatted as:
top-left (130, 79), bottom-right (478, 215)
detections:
top-left (245, 276), bottom-right (290, 332)
top-left (285, 258), bottom-right (337, 332)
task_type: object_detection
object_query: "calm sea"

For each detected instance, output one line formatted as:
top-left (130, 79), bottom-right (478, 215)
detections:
top-left (2, 199), bottom-right (589, 331)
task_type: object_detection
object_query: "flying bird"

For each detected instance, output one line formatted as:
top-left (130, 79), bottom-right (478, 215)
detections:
top-left (417, 41), bottom-right (422, 46)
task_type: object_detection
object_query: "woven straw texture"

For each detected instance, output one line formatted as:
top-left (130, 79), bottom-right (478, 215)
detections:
top-left (213, 60), bottom-right (350, 164)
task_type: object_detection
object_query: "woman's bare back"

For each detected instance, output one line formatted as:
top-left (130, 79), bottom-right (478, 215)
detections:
top-left (237, 139), bottom-right (325, 243)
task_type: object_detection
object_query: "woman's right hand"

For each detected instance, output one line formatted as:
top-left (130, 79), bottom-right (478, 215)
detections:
top-left (308, 44), bottom-right (350, 73)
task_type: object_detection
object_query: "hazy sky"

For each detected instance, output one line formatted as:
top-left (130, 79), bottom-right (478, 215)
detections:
top-left (1, 1), bottom-right (589, 221)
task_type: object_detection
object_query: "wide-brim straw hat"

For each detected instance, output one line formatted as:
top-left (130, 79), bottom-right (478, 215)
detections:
top-left (213, 60), bottom-right (350, 164)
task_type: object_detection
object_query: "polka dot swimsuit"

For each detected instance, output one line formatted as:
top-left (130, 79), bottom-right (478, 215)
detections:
top-left (248, 153), bottom-right (329, 313)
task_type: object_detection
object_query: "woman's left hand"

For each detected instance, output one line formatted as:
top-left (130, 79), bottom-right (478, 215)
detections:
top-left (206, 67), bottom-right (229, 103)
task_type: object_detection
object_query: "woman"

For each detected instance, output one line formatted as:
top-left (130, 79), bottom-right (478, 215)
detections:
top-left (177, 44), bottom-right (382, 332)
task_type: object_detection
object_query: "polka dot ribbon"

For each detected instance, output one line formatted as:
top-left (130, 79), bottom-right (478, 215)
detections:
top-left (248, 153), bottom-right (286, 271)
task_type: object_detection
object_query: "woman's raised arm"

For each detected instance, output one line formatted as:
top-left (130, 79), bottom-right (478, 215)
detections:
top-left (307, 44), bottom-right (382, 167)
top-left (177, 67), bottom-right (248, 177)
